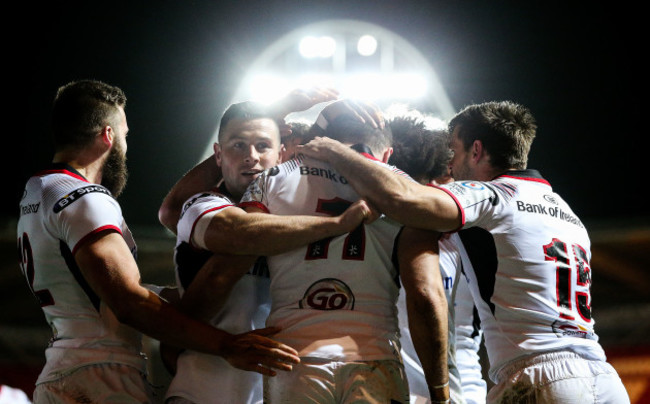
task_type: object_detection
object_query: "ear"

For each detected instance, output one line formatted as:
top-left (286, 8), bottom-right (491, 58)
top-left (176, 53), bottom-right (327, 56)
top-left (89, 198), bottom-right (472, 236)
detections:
top-left (380, 147), bottom-right (393, 164)
top-left (101, 126), bottom-right (114, 148)
top-left (471, 140), bottom-right (485, 163)
top-left (278, 144), bottom-right (287, 163)
top-left (213, 142), bottom-right (223, 167)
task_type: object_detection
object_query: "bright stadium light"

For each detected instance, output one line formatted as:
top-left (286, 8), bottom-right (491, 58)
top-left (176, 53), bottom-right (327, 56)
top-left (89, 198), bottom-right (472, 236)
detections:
top-left (340, 72), bottom-right (427, 101)
top-left (246, 74), bottom-right (291, 104)
top-left (295, 73), bottom-right (337, 90)
top-left (357, 35), bottom-right (377, 56)
top-left (299, 35), bottom-right (336, 58)
top-left (384, 103), bottom-right (448, 130)
top-left (384, 73), bottom-right (428, 99)
top-left (202, 19), bottom-right (456, 159)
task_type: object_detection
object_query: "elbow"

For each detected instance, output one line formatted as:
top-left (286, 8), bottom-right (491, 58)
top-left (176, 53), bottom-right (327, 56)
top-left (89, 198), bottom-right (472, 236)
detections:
top-left (110, 289), bottom-right (161, 328)
top-left (157, 205), bottom-right (168, 227)
top-left (406, 283), bottom-right (448, 315)
top-left (158, 205), bottom-right (178, 234)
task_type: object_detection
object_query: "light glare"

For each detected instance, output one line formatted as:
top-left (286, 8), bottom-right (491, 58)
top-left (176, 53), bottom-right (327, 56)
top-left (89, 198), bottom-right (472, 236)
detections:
top-left (247, 74), bottom-right (291, 104)
top-left (299, 36), bottom-right (336, 58)
top-left (357, 35), bottom-right (377, 56)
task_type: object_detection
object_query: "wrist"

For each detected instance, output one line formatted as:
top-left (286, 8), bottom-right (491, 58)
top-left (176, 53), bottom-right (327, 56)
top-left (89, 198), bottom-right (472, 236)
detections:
top-left (430, 380), bottom-right (450, 402)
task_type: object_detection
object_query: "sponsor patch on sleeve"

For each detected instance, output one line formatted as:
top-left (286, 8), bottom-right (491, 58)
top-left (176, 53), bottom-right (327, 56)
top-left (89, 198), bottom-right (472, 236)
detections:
top-left (443, 181), bottom-right (497, 209)
top-left (53, 185), bottom-right (112, 213)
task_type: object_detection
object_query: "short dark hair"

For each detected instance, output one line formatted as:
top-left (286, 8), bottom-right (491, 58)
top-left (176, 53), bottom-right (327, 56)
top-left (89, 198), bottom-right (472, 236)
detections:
top-left (388, 115), bottom-right (452, 183)
top-left (217, 101), bottom-right (280, 142)
top-left (324, 115), bottom-right (392, 157)
top-left (448, 101), bottom-right (537, 170)
top-left (52, 79), bottom-right (127, 151)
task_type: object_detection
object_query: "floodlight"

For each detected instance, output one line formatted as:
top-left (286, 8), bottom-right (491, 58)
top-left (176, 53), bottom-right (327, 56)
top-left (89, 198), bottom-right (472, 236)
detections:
top-left (357, 35), bottom-right (377, 56)
top-left (247, 74), bottom-right (290, 104)
top-left (299, 35), bottom-right (336, 59)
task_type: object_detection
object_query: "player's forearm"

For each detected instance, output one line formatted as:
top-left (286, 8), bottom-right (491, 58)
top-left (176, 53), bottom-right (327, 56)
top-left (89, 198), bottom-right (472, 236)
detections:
top-left (115, 286), bottom-right (234, 355)
top-left (179, 254), bottom-right (257, 322)
top-left (398, 228), bottom-right (450, 401)
top-left (206, 212), bottom-right (349, 256)
top-left (408, 292), bottom-right (449, 402)
top-left (325, 143), bottom-right (459, 231)
top-left (159, 154), bottom-right (222, 234)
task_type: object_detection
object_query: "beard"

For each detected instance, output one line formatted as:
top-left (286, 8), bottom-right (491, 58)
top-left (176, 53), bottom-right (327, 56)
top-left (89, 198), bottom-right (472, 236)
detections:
top-left (101, 142), bottom-right (128, 197)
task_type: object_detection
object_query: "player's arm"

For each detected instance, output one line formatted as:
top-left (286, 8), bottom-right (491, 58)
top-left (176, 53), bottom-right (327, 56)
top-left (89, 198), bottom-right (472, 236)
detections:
top-left (74, 230), bottom-right (299, 376)
top-left (160, 253), bottom-right (259, 375)
top-left (197, 199), bottom-right (375, 256)
top-left (158, 154), bottom-right (223, 234)
top-left (398, 227), bottom-right (450, 402)
top-left (266, 86), bottom-right (339, 122)
top-left (298, 136), bottom-right (461, 232)
top-left (179, 253), bottom-right (258, 322)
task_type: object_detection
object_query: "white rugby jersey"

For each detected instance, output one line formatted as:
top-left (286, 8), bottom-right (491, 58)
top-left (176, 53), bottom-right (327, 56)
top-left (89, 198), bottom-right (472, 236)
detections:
top-left (16, 164), bottom-right (146, 384)
top-left (166, 184), bottom-right (270, 404)
top-left (240, 154), bottom-right (405, 361)
top-left (437, 170), bottom-right (605, 383)
top-left (399, 234), bottom-right (467, 404)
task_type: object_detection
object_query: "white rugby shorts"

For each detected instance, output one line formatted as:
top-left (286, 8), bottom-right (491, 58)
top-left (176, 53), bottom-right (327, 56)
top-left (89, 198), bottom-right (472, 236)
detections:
top-left (488, 351), bottom-right (630, 404)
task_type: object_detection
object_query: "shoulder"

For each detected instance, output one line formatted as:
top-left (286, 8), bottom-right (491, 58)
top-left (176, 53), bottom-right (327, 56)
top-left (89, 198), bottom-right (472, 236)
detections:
top-left (179, 190), bottom-right (234, 221)
top-left (440, 180), bottom-right (498, 207)
top-left (46, 179), bottom-right (119, 221)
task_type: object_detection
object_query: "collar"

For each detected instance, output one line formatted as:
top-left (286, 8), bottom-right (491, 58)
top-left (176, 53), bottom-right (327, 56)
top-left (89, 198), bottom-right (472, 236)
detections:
top-left (36, 163), bottom-right (88, 182)
top-left (497, 169), bottom-right (550, 186)
top-left (350, 143), bottom-right (383, 162)
top-left (350, 143), bottom-right (374, 156)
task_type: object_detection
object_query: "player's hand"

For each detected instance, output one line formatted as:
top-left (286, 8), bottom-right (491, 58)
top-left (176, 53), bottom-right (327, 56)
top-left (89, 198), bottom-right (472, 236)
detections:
top-left (338, 199), bottom-right (379, 232)
top-left (221, 327), bottom-right (300, 376)
top-left (272, 87), bottom-right (340, 118)
top-left (272, 87), bottom-right (339, 137)
top-left (296, 136), bottom-right (348, 162)
top-left (321, 99), bottom-right (384, 129)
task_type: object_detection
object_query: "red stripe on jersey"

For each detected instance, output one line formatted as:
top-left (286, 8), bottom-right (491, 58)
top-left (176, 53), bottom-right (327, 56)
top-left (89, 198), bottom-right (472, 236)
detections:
top-left (359, 152), bottom-right (379, 161)
top-left (426, 183), bottom-right (466, 232)
top-left (37, 169), bottom-right (88, 182)
top-left (238, 201), bottom-right (270, 213)
top-left (71, 225), bottom-right (122, 255)
top-left (189, 204), bottom-right (234, 247)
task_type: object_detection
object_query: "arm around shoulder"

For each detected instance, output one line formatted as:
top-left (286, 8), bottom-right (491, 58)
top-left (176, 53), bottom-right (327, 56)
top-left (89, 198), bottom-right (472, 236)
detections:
top-left (159, 153), bottom-right (222, 234)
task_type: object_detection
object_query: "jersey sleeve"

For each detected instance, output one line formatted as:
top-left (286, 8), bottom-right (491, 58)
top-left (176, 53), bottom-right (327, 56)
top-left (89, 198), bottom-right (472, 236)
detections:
top-left (438, 181), bottom-right (500, 229)
top-left (54, 186), bottom-right (124, 255)
top-left (177, 192), bottom-right (234, 248)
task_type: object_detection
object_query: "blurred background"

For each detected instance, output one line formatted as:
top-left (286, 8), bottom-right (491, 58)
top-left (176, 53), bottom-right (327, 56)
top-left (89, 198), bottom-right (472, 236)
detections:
top-left (4, 1), bottom-right (648, 402)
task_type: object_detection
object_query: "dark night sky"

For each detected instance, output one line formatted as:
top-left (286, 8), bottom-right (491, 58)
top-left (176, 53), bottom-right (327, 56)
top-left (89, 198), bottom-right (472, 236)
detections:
top-left (9, 1), bottom-right (645, 233)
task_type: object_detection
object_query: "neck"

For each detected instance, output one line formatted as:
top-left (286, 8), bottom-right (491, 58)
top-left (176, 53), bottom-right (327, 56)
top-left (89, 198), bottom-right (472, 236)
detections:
top-left (53, 152), bottom-right (104, 184)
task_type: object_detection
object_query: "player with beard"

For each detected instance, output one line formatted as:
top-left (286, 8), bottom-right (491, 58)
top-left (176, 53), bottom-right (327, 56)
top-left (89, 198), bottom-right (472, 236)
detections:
top-left (16, 80), bottom-right (302, 404)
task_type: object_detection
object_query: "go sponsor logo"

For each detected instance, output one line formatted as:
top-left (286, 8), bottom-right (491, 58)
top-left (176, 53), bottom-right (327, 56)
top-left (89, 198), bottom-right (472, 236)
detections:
top-left (300, 278), bottom-right (355, 310)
